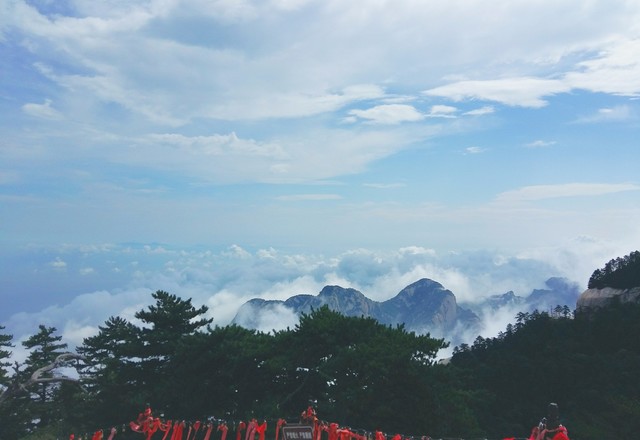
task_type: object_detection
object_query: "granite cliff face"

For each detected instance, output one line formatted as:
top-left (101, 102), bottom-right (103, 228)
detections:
top-left (576, 286), bottom-right (640, 312)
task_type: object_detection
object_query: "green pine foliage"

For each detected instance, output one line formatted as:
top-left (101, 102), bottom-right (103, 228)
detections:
top-left (588, 250), bottom-right (640, 289)
top-left (0, 325), bottom-right (13, 387)
top-left (450, 303), bottom-right (640, 439)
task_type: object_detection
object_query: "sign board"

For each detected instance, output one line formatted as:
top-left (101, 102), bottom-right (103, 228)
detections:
top-left (281, 424), bottom-right (314, 440)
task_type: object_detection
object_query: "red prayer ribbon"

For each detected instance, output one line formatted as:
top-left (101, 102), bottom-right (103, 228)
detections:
top-left (275, 419), bottom-right (286, 440)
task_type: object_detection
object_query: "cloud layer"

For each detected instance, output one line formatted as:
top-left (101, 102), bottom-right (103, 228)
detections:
top-left (2, 239), bottom-right (635, 362)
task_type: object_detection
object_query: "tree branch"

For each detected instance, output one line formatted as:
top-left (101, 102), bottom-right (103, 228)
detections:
top-left (0, 352), bottom-right (88, 405)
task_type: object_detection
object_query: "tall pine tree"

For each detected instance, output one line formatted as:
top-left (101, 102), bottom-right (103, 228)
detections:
top-left (133, 290), bottom-right (213, 414)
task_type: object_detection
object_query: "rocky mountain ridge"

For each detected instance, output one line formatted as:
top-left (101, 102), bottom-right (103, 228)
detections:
top-left (233, 277), bottom-right (581, 344)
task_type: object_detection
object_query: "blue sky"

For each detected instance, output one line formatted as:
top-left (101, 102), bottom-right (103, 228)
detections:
top-left (1, 0), bottom-right (639, 356)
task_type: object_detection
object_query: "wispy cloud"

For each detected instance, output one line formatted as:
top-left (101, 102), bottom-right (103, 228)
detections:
top-left (465, 146), bottom-right (486, 154)
top-left (363, 183), bottom-right (407, 189)
top-left (348, 104), bottom-right (424, 124)
top-left (496, 182), bottom-right (640, 202)
top-left (427, 105), bottom-right (458, 118)
top-left (526, 140), bottom-right (557, 148)
top-left (564, 39), bottom-right (640, 97)
top-left (275, 194), bottom-right (342, 201)
top-left (574, 105), bottom-right (635, 123)
top-left (424, 77), bottom-right (569, 108)
top-left (22, 99), bottom-right (63, 120)
top-left (464, 106), bottom-right (495, 116)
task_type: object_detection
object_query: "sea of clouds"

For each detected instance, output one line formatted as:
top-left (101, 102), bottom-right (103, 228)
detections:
top-left (0, 237), bottom-right (632, 363)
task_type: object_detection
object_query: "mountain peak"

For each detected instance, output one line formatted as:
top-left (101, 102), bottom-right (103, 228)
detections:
top-left (401, 278), bottom-right (445, 292)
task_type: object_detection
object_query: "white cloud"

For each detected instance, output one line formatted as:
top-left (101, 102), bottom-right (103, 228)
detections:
top-left (103, 127), bottom-right (423, 184)
top-left (6, 0), bottom-right (640, 127)
top-left (224, 244), bottom-right (252, 259)
top-left (428, 104), bottom-right (457, 118)
top-left (465, 146), bottom-right (485, 154)
top-left (349, 104), bottom-right (424, 124)
top-left (6, 238), bottom-right (640, 365)
top-left (495, 183), bottom-right (640, 203)
top-left (22, 99), bottom-right (63, 120)
top-left (233, 301), bottom-right (301, 333)
top-left (526, 140), bottom-right (557, 148)
top-left (49, 257), bottom-right (67, 270)
top-left (422, 38), bottom-right (640, 108)
top-left (464, 106), bottom-right (495, 116)
top-left (424, 77), bottom-right (569, 108)
top-left (564, 38), bottom-right (640, 96)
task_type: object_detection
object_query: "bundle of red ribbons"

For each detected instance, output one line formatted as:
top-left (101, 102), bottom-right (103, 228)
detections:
top-left (72, 406), bottom-right (433, 440)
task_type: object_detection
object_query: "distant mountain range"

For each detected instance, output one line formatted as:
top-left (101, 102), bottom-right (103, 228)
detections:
top-left (232, 277), bottom-right (581, 345)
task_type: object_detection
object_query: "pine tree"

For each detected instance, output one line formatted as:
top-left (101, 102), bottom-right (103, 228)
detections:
top-left (22, 325), bottom-right (68, 431)
top-left (78, 315), bottom-right (142, 429)
top-left (0, 325), bottom-right (13, 387)
top-left (133, 290), bottom-right (213, 413)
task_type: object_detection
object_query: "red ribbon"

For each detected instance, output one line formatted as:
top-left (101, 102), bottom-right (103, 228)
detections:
top-left (245, 419), bottom-right (257, 440)
top-left (327, 423), bottom-right (339, 440)
top-left (202, 423), bottom-right (214, 440)
top-left (275, 419), bottom-right (286, 440)
top-left (255, 421), bottom-right (267, 440)
top-left (236, 421), bottom-right (247, 440)
top-left (219, 423), bottom-right (229, 440)
top-left (160, 421), bottom-right (174, 440)
top-left (171, 421), bottom-right (186, 440)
